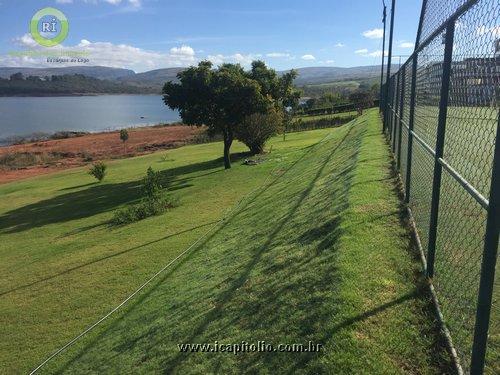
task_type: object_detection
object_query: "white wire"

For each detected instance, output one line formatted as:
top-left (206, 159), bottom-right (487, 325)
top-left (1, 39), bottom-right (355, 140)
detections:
top-left (29, 130), bottom-right (334, 374)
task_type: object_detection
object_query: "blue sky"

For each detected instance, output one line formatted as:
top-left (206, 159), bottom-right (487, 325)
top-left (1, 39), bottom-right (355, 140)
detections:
top-left (0, 0), bottom-right (421, 72)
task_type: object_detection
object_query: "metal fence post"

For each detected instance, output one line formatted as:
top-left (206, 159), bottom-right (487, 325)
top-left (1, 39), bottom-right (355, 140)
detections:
top-left (426, 21), bottom-right (455, 278)
top-left (470, 113), bottom-right (500, 374)
top-left (392, 72), bottom-right (400, 151)
top-left (383, 0), bottom-right (396, 133)
top-left (396, 68), bottom-right (405, 169)
top-left (379, 4), bottom-right (387, 113)
top-left (405, 55), bottom-right (418, 204)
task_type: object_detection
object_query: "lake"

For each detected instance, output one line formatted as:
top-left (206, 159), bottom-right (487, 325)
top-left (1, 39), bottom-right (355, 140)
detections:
top-left (0, 95), bottom-right (180, 143)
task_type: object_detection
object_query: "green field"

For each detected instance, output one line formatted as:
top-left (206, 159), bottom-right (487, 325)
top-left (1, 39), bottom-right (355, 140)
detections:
top-left (1, 110), bottom-right (452, 373)
top-left (389, 104), bottom-right (499, 372)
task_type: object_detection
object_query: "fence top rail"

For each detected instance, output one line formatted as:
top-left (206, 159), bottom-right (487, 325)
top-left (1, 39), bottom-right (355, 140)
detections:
top-left (385, 0), bottom-right (479, 79)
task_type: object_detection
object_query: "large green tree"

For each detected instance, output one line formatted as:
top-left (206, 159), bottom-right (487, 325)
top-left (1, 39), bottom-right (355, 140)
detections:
top-left (163, 60), bottom-right (300, 167)
top-left (163, 61), bottom-right (268, 169)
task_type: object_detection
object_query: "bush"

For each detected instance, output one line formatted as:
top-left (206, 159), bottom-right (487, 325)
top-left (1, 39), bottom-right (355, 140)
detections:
top-left (111, 167), bottom-right (177, 225)
top-left (236, 108), bottom-right (283, 154)
top-left (0, 152), bottom-right (59, 169)
top-left (89, 162), bottom-right (107, 182)
top-left (288, 114), bottom-right (357, 133)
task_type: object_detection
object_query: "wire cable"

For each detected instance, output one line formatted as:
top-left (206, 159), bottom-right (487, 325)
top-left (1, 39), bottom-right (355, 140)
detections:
top-left (29, 129), bottom-right (335, 374)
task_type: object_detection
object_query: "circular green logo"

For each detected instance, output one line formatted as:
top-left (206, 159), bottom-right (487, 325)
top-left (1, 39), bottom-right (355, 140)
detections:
top-left (30, 7), bottom-right (69, 47)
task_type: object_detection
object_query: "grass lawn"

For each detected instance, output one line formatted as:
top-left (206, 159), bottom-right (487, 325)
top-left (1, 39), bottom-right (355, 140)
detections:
top-left (0, 127), bottom-right (330, 373)
top-left (1, 110), bottom-right (451, 373)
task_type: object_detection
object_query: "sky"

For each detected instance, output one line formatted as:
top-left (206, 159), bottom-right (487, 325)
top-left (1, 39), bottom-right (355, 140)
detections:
top-left (0, 0), bottom-right (422, 72)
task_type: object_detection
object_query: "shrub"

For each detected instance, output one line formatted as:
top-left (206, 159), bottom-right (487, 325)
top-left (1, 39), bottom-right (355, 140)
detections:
top-left (89, 162), bottom-right (107, 182)
top-left (0, 152), bottom-right (59, 169)
top-left (143, 167), bottom-right (163, 200)
top-left (111, 167), bottom-right (177, 225)
top-left (236, 107), bottom-right (283, 154)
top-left (288, 114), bottom-right (357, 133)
top-left (120, 129), bottom-right (129, 143)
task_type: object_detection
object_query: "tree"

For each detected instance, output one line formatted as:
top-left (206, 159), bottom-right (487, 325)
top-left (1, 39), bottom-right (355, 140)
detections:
top-left (236, 107), bottom-right (283, 154)
top-left (349, 90), bottom-right (374, 112)
top-left (120, 129), bottom-right (129, 143)
top-left (280, 70), bottom-right (301, 141)
top-left (163, 61), bottom-right (268, 169)
top-left (10, 72), bottom-right (24, 81)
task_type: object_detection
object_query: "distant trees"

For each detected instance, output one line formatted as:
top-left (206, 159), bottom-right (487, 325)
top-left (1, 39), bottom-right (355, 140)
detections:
top-left (10, 73), bottom-right (24, 81)
top-left (349, 90), bottom-right (374, 112)
top-left (0, 73), bottom-right (151, 96)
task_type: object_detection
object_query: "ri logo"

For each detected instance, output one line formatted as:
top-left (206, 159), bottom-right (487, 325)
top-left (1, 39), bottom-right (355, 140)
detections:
top-left (30, 7), bottom-right (69, 47)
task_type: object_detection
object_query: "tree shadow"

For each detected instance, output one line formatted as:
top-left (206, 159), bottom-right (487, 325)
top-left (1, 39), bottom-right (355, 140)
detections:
top-left (35, 127), bottom-right (368, 373)
top-left (0, 154), bottom-right (251, 234)
top-left (161, 126), bottom-right (361, 373)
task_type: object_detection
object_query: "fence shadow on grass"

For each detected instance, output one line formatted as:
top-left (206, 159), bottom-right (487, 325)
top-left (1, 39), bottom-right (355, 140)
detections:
top-left (161, 126), bottom-right (361, 373)
top-left (40, 138), bottom-right (319, 373)
top-left (0, 221), bottom-right (218, 298)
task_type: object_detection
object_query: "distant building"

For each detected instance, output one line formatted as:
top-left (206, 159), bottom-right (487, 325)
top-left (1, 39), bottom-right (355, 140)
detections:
top-left (450, 56), bottom-right (499, 106)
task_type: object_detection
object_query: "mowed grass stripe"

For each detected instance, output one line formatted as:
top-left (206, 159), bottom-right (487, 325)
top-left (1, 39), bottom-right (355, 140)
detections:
top-left (0, 128), bottom-right (332, 373)
top-left (42, 110), bottom-right (450, 374)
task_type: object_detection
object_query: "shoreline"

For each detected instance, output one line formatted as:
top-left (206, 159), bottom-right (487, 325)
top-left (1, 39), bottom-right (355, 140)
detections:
top-left (0, 119), bottom-right (183, 147)
top-left (0, 92), bottom-right (161, 97)
top-left (0, 124), bottom-right (206, 184)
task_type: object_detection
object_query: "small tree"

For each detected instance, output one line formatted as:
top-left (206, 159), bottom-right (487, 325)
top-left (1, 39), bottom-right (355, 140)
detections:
top-left (236, 108), bottom-right (283, 154)
top-left (89, 162), bottom-right (107, 182)
top-left (142, 167), bottom-right (162, 201)
top-left (120, 129), bottom-right (129, 143)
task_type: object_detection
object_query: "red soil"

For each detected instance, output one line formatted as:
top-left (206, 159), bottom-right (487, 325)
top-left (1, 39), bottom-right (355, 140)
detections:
top-left (0, 125), bottom-right (204, 184)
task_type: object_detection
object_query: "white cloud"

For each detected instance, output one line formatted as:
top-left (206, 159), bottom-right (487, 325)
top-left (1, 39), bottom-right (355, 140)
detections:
top-left (5, 34), bottom-right (196, 72)
top-left (301, 54), bottom-right (315, 61)
top-left (362, 28), bottom-right (384, 39)
top-left (367, 50), bottom-right (383, 57)
top-left (325, 60), bottom-right (335, 64)
top-left (334, 43), bottom-right (344, 47)
top-left (13, 34), bottom-right (38, 48)
top-left (399, 42), bottom-right (414, 49)
top-left (206, 53), bottom-right (262, 66)
top-left (355, 48), bottom-right (388, 57)
top-left (266, 52), bottom-right (290, 58)
top-left (169, 45), bottom-right (195, 57)
top-left (355, 48), bottom-right (368, 54)
top-left (55, 0), bottom-right (74, 3)
top-left (477, 25), bottom-right (500, 37)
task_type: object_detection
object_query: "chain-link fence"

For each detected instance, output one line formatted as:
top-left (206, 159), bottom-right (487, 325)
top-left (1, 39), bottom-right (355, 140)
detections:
top-left (382, 0), bottom-right (499, 373)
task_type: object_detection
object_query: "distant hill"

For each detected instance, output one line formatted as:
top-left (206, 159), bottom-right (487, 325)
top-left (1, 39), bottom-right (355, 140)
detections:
top-left (117, 68), bottom-right (184, 90)
top-left (284, 65), bottom-right (398, 86)
top-left (0, 64), bottom-right (398, 96)
top-left (0, 66), bottom-right (135, 81)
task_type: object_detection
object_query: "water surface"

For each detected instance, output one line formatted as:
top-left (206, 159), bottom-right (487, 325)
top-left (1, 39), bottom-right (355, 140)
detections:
top-left (0, 95), bottom-right (180, 143)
